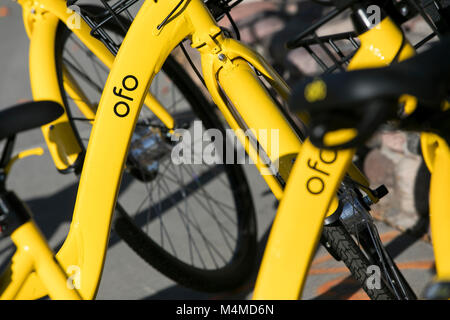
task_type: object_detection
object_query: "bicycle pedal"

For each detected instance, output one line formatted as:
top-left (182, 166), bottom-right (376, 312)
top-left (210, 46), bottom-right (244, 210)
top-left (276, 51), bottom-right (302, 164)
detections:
top-left (423, 281), bottom-right (450, 299)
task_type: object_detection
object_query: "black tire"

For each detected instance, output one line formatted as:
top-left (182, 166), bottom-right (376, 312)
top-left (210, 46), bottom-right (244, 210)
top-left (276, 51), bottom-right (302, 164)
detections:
top-left (54, 6), bottom-right (258, 293)
top-left (322, 222), bottom-right (395, 300)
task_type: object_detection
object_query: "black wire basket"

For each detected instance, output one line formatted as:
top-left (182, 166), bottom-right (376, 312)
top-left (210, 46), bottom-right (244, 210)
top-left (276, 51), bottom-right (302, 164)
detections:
top-left (286, 0), bottom-right (448, 75)
top-left (74, 0), bottom-right (243, 55)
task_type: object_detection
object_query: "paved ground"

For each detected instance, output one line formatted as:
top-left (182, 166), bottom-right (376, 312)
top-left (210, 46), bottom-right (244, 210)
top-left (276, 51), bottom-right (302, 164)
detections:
top-left (0, 0), bottom-right (437, 300)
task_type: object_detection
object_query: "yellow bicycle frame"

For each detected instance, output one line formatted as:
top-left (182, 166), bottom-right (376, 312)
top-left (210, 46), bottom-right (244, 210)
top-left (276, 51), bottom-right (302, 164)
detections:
top-left (20, 0), bottom-right (175, 172)
top-left (0, 0), bottom-right (367, 299)
top-left (254, 16), bottom-right (450, 298)
top-left (3, 0), bottom-right (447, 300)
top-left (421, 133), bottom-right (450, 282)
top-left (253, 16), bottom-right (417, 299)
top-left (3, 0), bottom-right (308, 299)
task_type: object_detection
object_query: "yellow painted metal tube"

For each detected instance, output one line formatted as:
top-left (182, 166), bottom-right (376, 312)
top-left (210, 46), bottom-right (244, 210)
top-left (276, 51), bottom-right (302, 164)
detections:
top-left (4, 148), bottom-right (44, 175)
top-left (421, 133), bottom-right (439, 173)
top-left (217, 58), bottom-right (302, 182)
top-left (348, 16), bottom-right (417, 115)
top-left (24, 0), bottom-right (116, 70)
top-left (0, 250), bottom-right (34, 300)
top-left (348, 18), bottom-right (415, 69)
top-left (10, 0), bottom-right (203, 300)
top-left (428, 136), bottom-right (450, 280)
top-left (52, 0), bottom-right (193, 299)
top-left (218, 39), bottom-right (291, 101)
top-left (143, 93), bottom-right (175, 130)
top-left (10, 222), bottom-right (81, 299)
top-left (200, 50), bottom-right (284, 199)
top-left (28, 14), bottom-right (82, 171)
top-left (25, 0), bottom-right (176, 166)
top-left (253, 141), bottom-right (354, 299)
top-left (199, 35), bottom-right (370, 201)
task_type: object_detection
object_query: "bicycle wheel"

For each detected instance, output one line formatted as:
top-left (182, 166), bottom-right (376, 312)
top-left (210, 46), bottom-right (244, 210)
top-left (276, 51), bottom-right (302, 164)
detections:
top-left (320, 179), bottom-right (416, 300)
top-left (322, 222), bottom-right (404, 300)
top-left (54, 6), bottom-right (257, 292)
top-left (321, 222), bottom-right (393, 300)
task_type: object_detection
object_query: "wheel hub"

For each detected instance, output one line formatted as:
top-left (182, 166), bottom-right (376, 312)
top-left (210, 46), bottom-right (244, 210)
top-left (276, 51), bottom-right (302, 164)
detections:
top-left (127, 125), bottom-right (173, 182)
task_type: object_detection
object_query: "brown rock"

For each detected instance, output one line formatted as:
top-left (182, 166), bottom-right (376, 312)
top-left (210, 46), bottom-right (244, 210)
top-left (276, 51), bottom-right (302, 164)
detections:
top-left (381, 131), bottom-right (407, 154)
top-left (363, 149), bottom-right (395, 188)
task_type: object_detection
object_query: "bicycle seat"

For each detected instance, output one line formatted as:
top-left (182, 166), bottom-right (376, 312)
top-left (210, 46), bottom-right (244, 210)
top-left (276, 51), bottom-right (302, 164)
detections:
top-left (0, 101), bottom-right (64, 140)
top-left (290, 38), bottom-right (450, 149)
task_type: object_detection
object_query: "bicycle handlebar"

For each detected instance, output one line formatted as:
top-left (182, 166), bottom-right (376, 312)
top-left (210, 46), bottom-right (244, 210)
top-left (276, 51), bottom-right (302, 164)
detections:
top-left (289, 38), bottom-right (450, 149)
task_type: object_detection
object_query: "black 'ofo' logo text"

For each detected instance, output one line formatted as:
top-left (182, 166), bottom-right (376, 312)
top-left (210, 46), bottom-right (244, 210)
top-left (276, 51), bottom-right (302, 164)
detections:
top-left (113, 75), bottom-right (139, 118)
